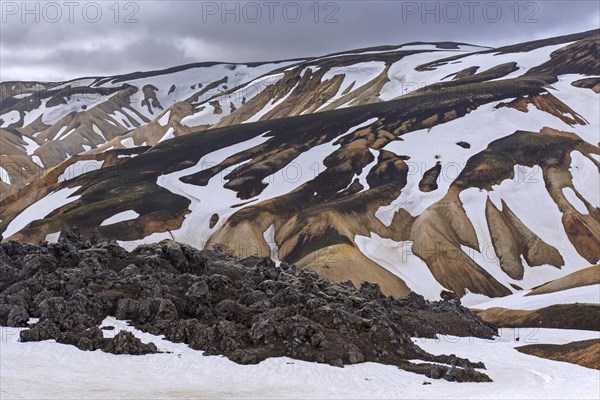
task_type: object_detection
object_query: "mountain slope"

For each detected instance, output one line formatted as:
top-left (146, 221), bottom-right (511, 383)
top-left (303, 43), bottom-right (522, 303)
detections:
top-left (0, 61), bottom-right (296, 198)
top-left (1, 30), bottom-right (599, 303)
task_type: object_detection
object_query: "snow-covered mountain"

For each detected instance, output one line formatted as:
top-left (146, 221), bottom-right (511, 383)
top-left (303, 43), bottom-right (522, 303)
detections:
top-left (0, 60), bottom-right (296, 197)
top-left (1, 29), bottom-right (599, 307)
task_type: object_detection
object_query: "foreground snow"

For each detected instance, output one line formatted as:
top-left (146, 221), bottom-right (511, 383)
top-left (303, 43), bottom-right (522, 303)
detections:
top-left (1, 320), bottom-right (598, 399)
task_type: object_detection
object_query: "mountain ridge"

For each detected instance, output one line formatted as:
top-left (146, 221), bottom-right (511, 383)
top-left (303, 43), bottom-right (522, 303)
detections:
top-left (1, 29), bottom-right (598, 306)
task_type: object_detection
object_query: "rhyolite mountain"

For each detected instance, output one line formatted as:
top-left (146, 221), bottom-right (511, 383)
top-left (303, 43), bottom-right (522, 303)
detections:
top-left (1, 29), bottom-right (598, 304)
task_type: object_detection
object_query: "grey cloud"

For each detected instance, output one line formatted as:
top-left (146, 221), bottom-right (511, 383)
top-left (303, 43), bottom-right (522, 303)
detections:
top-left (0, 0), bottom-right (598, 81)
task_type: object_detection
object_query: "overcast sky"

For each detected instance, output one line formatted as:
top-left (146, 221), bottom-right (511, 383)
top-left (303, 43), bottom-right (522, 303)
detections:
top-left (1, 0), bottom-right (598, 82)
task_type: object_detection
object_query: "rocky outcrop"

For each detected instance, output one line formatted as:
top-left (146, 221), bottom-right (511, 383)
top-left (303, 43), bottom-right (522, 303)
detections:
top-left (0, 230), bottom-right (495, 382)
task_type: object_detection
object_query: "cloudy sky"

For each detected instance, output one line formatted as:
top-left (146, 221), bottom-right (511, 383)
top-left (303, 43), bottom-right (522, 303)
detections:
top-left (1, 0), bottom-right (598, 81)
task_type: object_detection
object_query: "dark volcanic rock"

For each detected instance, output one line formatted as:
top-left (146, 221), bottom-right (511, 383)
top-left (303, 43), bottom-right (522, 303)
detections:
top-left (0, 231), bottom-right (497, 382)
top-left (102, 331), bottom-right (158, 355)
top-left (6, 305), bottom-right (29, 327)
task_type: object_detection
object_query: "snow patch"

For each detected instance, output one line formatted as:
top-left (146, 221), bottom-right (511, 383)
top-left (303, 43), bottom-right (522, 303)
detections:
top-left (356, 149), bottom-right (379, 191)
top-left (375, 98), bottom-right (591, 224)
top-left (0, 110), bottom-right (20, 127)
top-left (121, 108), bottom-right (145, 126)
top-left (157, 127), bottom-right (175, 144)
top-left (473, 284), bottom-right (600, 310)
top-left (244, 82), bottom-right (299, 123)
top-left (22, 136), bottom-right (39, 155)
top-left (548, 75), bottom-right (600, 146)
top-left (380, 42), bottom-right (572, 101)
top-left (317, 61), bottom-right (386, 110)
top-left (3, 187), bottom-right (82, 238)
top-left (569, 150), bottom-right (600, 208)
top-left (121, 130), bottom-right (340, 250)
top-left (157, 110), bottom-right (171, 127)
top-left (110, 110), bottom-right (134, 129)
top-left (0, 166), bottom-right (11, 185)
top-left (52, 126), bottom-right (68, 141)
top-left (488, 165), bottom-right (589, 270)
top-left (92, 124), bottom-right (108, 142)
top-left (1, 324), bottom-right (598, 399)
top-left (263, 224), bottom-right (280, 265)
top-left (59, 128), bottom-right (77, 141)
top-left (562, 187), bottom-right (589, 214)
top-left (58, 160), bottom-right (104, 182)
top-left (121, 138), bottom-right (135, 148)
top-left (45, 232), bottom-right (61, 243)
top-left (100, 210), bottom-right (140, 226)
top-left (31, 156), bottom-right (44, 168)
top-left (355, 233), bottom-right (447, 301)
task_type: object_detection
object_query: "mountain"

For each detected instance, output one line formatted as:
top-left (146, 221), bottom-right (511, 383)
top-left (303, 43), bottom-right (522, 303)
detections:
top-left (0, 60), bottom-right (296, 198)
top-left (1, 29), bottom-right (599, 306)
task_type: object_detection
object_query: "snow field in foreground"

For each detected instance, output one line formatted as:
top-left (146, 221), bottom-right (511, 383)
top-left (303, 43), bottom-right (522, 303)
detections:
top-left (1, 321), bottom-right (598, 400)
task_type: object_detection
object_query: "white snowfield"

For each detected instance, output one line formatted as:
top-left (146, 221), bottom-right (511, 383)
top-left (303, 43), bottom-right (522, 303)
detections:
top-left (469, 284), bottom-right (600, 311)
top-left (113, 72), bottom-right (598, 295)
top-left (44, 231), bottom-right (61, 243)
top-left (370, 71), bottom-right (600, 298)
top-left (157, 110), bottom-right (171, 127)
top-left (562, 187), bottom-right (589, 215)
top-left (181, 70), bottom-right (289, 128)
top-left (120, 138), bottom-right (135, 148)
top-left (355, 234), bottom-right (447, 301)
top-left (157, 127), bottom-right (176, 144)
top-left (1, 319), bottom-right (598, 400)
top-left (100, 210), bottom-right (140, 227)
top-left (316, 61), bottom-right (387, 110)
top-left (0, 110), bottom-right (20, 127)
top-left (243, 82), bottom-right (300, 123)
top-left (2, 187), bottom-right (81, 239)
top-left (57, 160), bottom-right (104, 183)
top-left (375, 96), bottom-right (579, 223)
top-left (2, 62), bottom-right (295, 145)
top-left (21, 135), bottom-right (40, 156)
top-left (121, 119), bottom-right (379, 251)
top-left (380, 42), bottom-right (572, 101)
top-left (0, 166), bottom-right (11, 185)
top-left (549, 74), bottom-right (600, 146)
top-left (570, 150), bottom-right (600, 209)
top-left (118, 132), bottom-right (273, 250)
top-left (123, 62), bottom-right (295, 120)
top-left (178, 43), bottom-right (562, 129)
top-left (487, 164), bottom-right (591, 267)
top-left (457, 162), bottom-right (593, 299)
